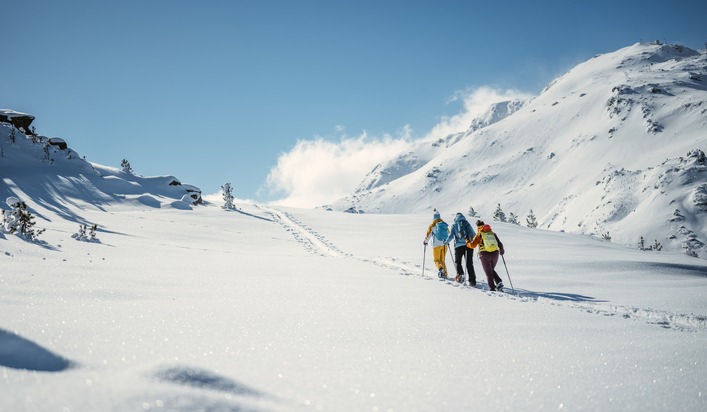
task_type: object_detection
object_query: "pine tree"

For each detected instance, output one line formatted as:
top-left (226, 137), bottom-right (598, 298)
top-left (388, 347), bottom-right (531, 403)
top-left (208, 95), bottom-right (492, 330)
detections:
top-left (652, 239), bottom-right (662, 251)
top-left (9, 127), bottom-right (16, 144)
top-left (602, 231), bottom-right (611, 241)
top-left (121, 159), bottom-right (133, 174)
top-left (508, 213), bottom-right (520, 225)
top-left (638, 236), bottom-right (645, 250)
top-left (526, 209), bottom-right (538, 228)
top-left (72, 224), bottom-right (98, 242)
top-left (4, 201), bottom-right (44, 240)
top-left (468, 206), bottom-right (479, 218)
top-left (493, 204), bottom-right (506, 222)
top-left (221, 183), bottom-right (235, 210)
top-left (88, 224), bottom-right (97, 241)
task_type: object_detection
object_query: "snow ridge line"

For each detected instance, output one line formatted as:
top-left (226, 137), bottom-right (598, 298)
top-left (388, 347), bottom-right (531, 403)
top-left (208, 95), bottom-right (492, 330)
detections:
top-left (262, 207), bottom-right (707, 333)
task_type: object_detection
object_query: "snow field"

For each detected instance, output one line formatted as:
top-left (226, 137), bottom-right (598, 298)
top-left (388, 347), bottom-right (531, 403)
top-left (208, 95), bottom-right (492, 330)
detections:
top-left (1, 202), bottom-right (706, 411)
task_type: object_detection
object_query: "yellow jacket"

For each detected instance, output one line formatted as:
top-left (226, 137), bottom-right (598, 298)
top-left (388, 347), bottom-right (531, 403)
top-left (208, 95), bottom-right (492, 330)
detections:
top-left (425, 218), bottom-right (446, 247)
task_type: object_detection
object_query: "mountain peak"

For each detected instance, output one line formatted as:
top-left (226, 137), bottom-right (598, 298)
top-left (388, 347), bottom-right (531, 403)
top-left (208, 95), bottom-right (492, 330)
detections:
top-left (330, 42), bottom-right (707, 258)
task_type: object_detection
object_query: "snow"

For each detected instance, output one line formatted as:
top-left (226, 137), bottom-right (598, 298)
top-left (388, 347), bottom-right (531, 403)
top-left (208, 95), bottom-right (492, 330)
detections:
top-left (0, 109), bottom-right (34, 119)
top-left (2, 195), bottom-right (707, 411)
top-left (1, 41), bottom-right (707, 411)
top-left (331, 42), bottom-right (707, 258)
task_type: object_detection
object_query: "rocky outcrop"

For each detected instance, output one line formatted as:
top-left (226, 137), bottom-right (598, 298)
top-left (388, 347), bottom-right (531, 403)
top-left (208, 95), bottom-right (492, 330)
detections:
top-left (0, 109), bottom-right (35, 133)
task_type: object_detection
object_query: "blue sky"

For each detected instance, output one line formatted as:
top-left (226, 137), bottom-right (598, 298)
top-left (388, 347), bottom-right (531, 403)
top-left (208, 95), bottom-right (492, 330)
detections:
top-left (2, 0), bottom-right (705, 206)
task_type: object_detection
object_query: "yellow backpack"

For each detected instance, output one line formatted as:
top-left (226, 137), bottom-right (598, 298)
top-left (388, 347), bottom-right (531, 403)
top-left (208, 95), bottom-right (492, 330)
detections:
top-left (480, 230), bottom-right (499, 252)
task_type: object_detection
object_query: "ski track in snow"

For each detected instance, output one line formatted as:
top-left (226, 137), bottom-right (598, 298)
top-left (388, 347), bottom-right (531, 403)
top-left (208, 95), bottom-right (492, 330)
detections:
top-left (262, 207), bottom-right (707, 334)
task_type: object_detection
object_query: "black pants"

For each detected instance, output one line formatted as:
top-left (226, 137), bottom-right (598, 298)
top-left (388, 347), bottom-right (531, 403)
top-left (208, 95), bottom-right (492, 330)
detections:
top-left (454, 246), bottom-right (476, 284)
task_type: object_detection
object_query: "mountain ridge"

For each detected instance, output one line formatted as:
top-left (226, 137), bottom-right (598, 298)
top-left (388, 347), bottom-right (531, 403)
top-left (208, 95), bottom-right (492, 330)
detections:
top-left (328, 42), bottom-right (707, 258)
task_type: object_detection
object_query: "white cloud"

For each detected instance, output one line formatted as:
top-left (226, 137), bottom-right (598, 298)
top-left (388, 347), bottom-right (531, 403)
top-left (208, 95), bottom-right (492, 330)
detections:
top-left (266, 132), bottom-right (412, 208)
top-left (424, 86), bottom-right (533, 140)
top-left (265, 86), bottom-right (534, 208)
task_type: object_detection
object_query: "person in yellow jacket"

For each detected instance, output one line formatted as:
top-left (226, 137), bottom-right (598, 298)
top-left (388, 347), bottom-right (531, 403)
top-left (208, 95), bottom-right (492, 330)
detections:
top-left (467, 220), bottom-right (505, 291)
top-left (423, 210), bottom-right (449, 279)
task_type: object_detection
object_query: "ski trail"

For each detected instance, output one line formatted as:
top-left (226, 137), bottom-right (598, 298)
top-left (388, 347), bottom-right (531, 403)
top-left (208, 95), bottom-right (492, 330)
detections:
top-left (259, 206), bottom-right (424, 276)
top-left (558, 301), bottom-right (707, 333)
top-left (261, 206), bottom-right (707, 333)
top-left (260, 207), bottom-right (346, 258)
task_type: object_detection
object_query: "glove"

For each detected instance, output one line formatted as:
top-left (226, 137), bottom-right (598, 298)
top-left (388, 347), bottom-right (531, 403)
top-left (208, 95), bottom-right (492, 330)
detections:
top-left (423, 240), bottom-right (428, 246)
top-left (500, 249), bottom-right (505, 255)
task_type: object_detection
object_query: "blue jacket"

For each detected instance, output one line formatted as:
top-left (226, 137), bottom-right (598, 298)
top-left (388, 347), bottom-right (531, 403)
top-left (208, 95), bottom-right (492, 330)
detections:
top-left (446, 213), bottom-right (476, 248)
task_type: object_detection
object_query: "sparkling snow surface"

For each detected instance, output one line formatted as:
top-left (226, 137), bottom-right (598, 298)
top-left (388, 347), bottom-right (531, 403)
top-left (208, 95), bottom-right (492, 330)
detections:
top-left (1, 200), bottom-right (706, 412)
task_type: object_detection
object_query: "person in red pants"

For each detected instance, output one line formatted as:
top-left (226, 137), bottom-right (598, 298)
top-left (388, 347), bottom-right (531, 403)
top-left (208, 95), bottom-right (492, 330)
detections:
top-left (467, 220), bottom-right (505, 291)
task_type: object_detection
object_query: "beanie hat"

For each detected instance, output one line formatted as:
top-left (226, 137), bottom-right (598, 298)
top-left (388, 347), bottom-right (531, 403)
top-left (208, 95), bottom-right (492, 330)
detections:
top-left (434, 211), bottom-right (441, 219)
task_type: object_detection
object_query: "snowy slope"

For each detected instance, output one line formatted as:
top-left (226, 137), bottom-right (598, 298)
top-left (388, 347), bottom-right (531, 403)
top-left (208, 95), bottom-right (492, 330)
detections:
top-left (331, 43), bottom-right (707, 258)
top-left (1, 199), bottom-right (706, 412)
top-left (0, 122), bottom-right (202, 219)
top-left (350, 98), bottom-right (527, 199)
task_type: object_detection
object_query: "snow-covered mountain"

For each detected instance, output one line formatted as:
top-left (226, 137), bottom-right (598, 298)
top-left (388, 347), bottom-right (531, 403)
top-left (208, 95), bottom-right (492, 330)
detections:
top-left (0, 112), bottom-right (202, 221)
top-left (2, 49), bottom-right (707, 411)
top-left (350, 98), bottom-right (528, 201)
top-left (330, 42), bottom-right (707, 258)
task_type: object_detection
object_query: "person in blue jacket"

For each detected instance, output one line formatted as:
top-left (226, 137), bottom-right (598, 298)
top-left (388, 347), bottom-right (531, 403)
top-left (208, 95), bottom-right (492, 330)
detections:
top-left (445, 212), bottom-right (477, 286)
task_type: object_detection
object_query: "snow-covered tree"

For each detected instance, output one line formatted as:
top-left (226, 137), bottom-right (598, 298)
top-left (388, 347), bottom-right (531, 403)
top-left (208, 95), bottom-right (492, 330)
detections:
top-left (221, 183), bottom-right (235, 210)
top-left (121, 159), bottom-right (133, 174)
top-left (468, 206), bottom-right (480, 218)
top-left (602, 231), bottom-right (611, 242)
top-left (9, 127), bottom-right (16, 144)
top-left (652, 239), bottom-right (662, 251)
top-left (508, 212), bottom-right (520, 225)
top-left (2, 198), bottom-right (44, 240)
top-left (526, 209), bottom-right (538, 228)
top-left (72, 224), bottom-right (98, 242)
top-left (493, 204), bottom-right (506, 222)
top-left (638, 236), bottom-right (646, 250)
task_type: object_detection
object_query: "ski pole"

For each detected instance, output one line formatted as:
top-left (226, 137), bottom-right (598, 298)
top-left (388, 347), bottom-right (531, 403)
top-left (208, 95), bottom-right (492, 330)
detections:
top-left (422, 243), bottom-right (427, 277)
top-left (501, 254), bottom-right (515, 294)
top-left (447, 243), bottom-right (462, 283)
